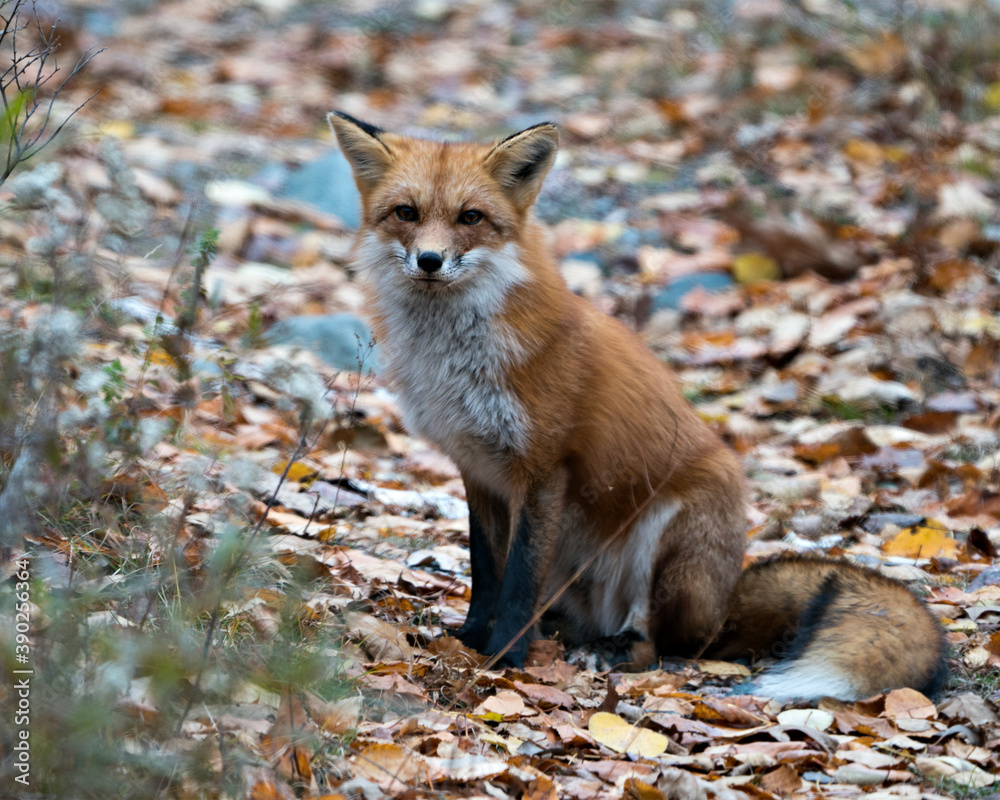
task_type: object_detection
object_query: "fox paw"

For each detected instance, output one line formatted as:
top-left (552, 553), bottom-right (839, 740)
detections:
top-left (566, 630), bottom-right (653, 672)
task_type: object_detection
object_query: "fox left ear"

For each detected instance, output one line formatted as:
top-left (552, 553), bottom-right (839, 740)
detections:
top-left (328, 111), bottom-right (394, 195)
top-left (484, 122), bottom-right (558, 210)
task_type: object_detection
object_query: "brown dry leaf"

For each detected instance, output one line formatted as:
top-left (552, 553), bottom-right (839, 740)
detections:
top-left (843, 138), bottom-right (884, 169)
top-left (882, 688), bottom-right (937, 720)
top-left (473, 689), bottom-right (531, 720)
top-left (526, 638), bottom-right (563, 666)
top-left (264, 508), bottom-right (319, 535)
top-left (692, 697), bottom-right (768, 726)
top-left (794, 426), bottom-right (877, 465)
top-left (234, 422), bottom-right (299, 448)
top-left (524, 659), bottom-right (577, 684)
top-left (832, 708), bottom-right (897, 738)
top-left (618, 672), bottom-right (689, 695)
top-left (964, 334), bottom-right (999, 379)
top-left (426, 635), bottom-right (487, 668)
top-left (902, 410), bottom-right (958, 434)
top-left (837, 746), bottom-right (903, 769)
top-left (929, 258), bottom-right (980, 291)
top-left (758, 764), bottom-right (803, 797)
top-left (696, 660), bottom-right (751, 677)
top-left (720, 205), bottom-right (864, 280)
top-left (913, 756), bottom-right (997, 789)
top-left (513, 679), bottom-right (575, 710)
top-left (656, 766), bottom-right (744, 800)
top-left (883, 522), bottom-right (960, 560)
top-left (948, 489), bottom-right (1000, 521)
top-left (524, 775), bottom-right (560, 800)
top-left (261, 691), bottom-right (314, 784)
top-left (302, 693), bottom-right (360, 736)
top-left (845, 31), bottom-right (906, 75)
top-left (352, 743), bottom-right (421, 789)
top-left (245, 766), bottom-right (298, 800)
top-left (588, 711), bottom-right (670, 757)
top-left (938, 693), bottom-right (1000, 725)
top-left (359, 674), bottom-right (429, 710)
top-left (343, 611), bottom-right (418, 661)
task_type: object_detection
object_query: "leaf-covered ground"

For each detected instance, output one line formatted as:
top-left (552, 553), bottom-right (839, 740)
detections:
top-left (2, 0), bottom-right (1000, 798)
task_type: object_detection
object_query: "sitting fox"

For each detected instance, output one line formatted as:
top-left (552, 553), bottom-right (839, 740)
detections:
top-left (329, 112), bottom-right (947, 701)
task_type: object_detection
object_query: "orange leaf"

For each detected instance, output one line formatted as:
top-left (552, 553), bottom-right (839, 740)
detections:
top-left (525, 775), bottom-right (560, 800)
top-left (623, 778), bottom-right (666, 800)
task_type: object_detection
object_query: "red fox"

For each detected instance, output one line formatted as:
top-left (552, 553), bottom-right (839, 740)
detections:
top-left (328, 112), bottom-right (947, 701)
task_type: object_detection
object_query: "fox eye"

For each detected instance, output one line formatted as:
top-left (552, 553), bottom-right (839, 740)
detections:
top-left (395, 205), bottom-right (418, 222)
top-left (458, 209), bottom-right (483, 225)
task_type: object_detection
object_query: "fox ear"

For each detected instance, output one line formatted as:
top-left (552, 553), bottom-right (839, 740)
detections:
top-left (328, 111), bottom-right (393, 193)
top-left (485, 122), bottom-right (558, 210)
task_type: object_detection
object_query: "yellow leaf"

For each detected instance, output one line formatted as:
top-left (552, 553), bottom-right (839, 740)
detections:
top-left (843, 138), bottom-right (884, 166)
top-left (984, 82), bottom-right (1000, 113)
top-left (732, 252), bottom-right (781, 284)
top-left (271, 461), bottom-right (316, 484)
top-left (99, 120), bottom-right (136, 139)
top-left (148, 348), bottom-right (177, 367)
top-left (883, 522), bottom-right (959, 559)
top-left (588, 711), bottom-right (668, 758)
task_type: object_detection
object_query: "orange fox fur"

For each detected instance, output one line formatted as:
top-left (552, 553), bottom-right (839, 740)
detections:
top-left (329, 112), bottom-right (947, 701)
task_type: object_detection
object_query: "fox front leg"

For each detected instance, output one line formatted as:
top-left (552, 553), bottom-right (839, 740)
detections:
top-left (456, 483), bottom-right (508, 653)
top-left (482, 468), bottom-right (567, 668)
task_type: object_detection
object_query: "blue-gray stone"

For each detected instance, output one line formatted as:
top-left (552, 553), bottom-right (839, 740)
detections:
top-left (265, 314), bottom-right (377, 373)
top-left (860, 513), bottom-right (924, 534)
top-left (278, 151), bottom-right (360, 228)
top-left (651, 272), bottom-right (734, 313)
top-left (616, 227), bottom-right (642, 250)
top-left (969, 567), bottom-right (1000, 592)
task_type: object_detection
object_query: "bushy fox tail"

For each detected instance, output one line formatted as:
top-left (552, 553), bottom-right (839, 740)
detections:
top-left (706, 557), bottom-right (948, 701)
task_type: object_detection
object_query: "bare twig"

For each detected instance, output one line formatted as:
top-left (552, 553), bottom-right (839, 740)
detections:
top-left (0, 0), bottom-right (104, 184)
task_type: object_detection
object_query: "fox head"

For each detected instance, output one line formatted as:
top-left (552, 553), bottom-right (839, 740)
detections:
top-left (328, 112), bottom-right (558, 293)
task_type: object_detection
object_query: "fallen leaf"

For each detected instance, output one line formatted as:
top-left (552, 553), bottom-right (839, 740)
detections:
top-left (882, 688), bottom-right (936, 720)
top-left (352, 743), bottom-right (421, 788)
top-left (758, 764), bottom-right (803, 797)
top-left (732, 252), bottom-right (781, 283)
top-left (696, 660), bottom-right (751, 677)
top-left (473, 690), bottom-right (530, 721)
top-left (588, 711), bottom-right (670, 757)
top-left (623, 777), bottom-right (666, 800)
top-left (883, 523), bottom-right (960, 559)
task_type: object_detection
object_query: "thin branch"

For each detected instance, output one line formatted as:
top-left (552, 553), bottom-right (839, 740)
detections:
top-left (0, 0), bottom-right (103, 184)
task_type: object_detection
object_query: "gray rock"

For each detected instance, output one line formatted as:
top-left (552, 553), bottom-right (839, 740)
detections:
top-left (651, 272), bottom-right (734, 312)
top-left (861, 513), bottom-right (923, 534)
top-left (278, 150), bottom-right (361, 228)
top-left (265, 314), bottom-right (377, 373)
top-left (969, 567), bottom-right (1000, 591)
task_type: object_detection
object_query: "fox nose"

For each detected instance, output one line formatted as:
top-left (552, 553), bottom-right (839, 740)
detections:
top-left (416, 251), bottom-right (443, 274)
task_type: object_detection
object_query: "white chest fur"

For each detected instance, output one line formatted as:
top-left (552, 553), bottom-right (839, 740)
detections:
top-left (361, 238), bottom-right (532, 473)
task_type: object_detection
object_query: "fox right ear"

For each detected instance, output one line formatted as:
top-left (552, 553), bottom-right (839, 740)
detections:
top-left (328, 111), bottom-right (393, 193)
top-left (484, 122), bottom-right (559, 210)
